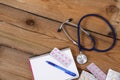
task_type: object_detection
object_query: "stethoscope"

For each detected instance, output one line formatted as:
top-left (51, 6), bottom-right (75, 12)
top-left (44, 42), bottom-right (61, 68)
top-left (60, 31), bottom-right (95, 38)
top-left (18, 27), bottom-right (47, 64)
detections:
top-left (57, 14), bottom-right (117, 64)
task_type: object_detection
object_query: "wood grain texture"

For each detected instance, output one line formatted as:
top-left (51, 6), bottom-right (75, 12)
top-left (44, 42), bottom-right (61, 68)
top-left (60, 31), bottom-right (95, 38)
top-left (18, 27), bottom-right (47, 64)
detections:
top-left (0, 0), bottom-right (116, 22)
top-left (0, 3), bottom-right (120, 40)
top-left (0, 4), bottom-right (119, 54)
top-left (0, 46), bottom-right (32, 80)
top-left (0, 2), bottom-right (120, 80)
top-left (0, 1), bottom-right (120, 39)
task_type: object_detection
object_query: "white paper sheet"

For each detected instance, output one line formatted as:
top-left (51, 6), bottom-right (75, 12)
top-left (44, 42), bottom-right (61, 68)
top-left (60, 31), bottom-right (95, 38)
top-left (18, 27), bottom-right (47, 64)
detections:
top-left (29, 48), bottom-right (79, 80)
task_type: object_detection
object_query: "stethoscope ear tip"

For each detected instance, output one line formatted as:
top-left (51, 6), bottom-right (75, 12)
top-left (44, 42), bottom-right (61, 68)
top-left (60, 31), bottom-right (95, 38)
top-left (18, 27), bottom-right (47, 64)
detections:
top-left (57, 28), bottom-right (62, 32)
top-left (68, 18), bottom-right (73, 22)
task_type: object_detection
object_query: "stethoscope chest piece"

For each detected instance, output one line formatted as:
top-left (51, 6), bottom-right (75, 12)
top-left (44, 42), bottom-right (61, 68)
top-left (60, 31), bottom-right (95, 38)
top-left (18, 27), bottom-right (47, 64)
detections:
top-left (76, 52), bottom-right (87, 64)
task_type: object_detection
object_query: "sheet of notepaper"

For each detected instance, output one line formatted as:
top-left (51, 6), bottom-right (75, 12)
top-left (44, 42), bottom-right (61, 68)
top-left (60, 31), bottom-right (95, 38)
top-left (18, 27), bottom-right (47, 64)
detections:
top-left (29, 48), bottom-right (79, 80)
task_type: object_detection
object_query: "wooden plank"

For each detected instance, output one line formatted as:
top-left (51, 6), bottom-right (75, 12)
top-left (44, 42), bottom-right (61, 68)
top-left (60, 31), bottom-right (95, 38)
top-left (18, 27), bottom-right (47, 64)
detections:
top-left (0, 39), bottom-right (120, 80)
top-left (0, 3), bottom-right (120, 40)
top-left (0, 46), bottom-right (32, 80)
top-left (0, 22), bottom-right (120, 80)
top-left (0, 18), bottom-right (120, 72)
top-left (0, 22), bottom-right (75, 54)
top-left (0, 1), bottom-right (120, 39)
top-left (0, 0), bottom-right (116, 22)
top-left (0, 32), bottom-right (120, 80)
top-left (0, 70), bottom-right (30, 80)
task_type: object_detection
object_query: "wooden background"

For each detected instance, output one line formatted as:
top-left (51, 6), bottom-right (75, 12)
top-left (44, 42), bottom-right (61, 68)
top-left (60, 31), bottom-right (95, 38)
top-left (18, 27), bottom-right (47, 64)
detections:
top-left (0, 0), bottom-right (120, 80)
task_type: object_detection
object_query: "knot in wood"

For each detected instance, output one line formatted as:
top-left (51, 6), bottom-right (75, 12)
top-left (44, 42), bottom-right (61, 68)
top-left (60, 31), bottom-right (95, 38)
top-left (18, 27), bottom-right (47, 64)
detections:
top-left (26, 19), bottom-right (35, 26)
top-left (106, 5), bottom-right (119, 14)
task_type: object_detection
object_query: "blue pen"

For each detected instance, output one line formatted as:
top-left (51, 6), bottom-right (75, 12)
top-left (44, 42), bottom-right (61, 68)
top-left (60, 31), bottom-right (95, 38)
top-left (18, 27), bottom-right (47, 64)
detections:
top-left (46, 61), bottom-right (76, 77)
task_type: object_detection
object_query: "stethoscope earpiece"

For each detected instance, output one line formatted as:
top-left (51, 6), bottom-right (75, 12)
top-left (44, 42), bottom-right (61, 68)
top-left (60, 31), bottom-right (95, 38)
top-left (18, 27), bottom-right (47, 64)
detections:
top-left (57, 18), bottom-right (73, 32)
top-left (68, 18), bottom-right (73, 22)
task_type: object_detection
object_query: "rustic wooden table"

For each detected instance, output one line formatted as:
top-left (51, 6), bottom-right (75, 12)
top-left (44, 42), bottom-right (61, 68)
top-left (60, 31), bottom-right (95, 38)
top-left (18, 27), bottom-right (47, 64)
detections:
top-left (0, 1), bottom-right (120, 80)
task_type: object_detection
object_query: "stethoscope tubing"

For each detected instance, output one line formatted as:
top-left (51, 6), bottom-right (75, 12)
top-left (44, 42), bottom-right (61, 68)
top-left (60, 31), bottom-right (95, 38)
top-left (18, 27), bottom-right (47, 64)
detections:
top-left (77, 14), bottom-right (117, 52)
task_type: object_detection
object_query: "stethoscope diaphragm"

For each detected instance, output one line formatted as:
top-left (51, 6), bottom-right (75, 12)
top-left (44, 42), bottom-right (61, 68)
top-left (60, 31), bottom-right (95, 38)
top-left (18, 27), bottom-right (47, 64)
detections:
top-left (76, 52), bottom-right (87, 64)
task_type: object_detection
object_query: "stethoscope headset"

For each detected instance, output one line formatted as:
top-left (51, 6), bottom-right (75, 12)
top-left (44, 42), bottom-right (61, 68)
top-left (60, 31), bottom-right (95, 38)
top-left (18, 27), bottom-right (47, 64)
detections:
top-left (57, 14), bottom-right (117, 64)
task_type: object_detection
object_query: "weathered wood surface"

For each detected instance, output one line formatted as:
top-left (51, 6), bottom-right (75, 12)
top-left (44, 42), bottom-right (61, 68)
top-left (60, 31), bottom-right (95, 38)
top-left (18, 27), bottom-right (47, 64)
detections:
top-left (0, 46), bottom-right (32, 80)
top-left (0, 0), bottom-right (120, 39)
top-left (0, 21), bottom-right (120, 80)
top-left (0, 1), bottom-right (120, 80)
top-left (0, 0), bottom-right (117, 22)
